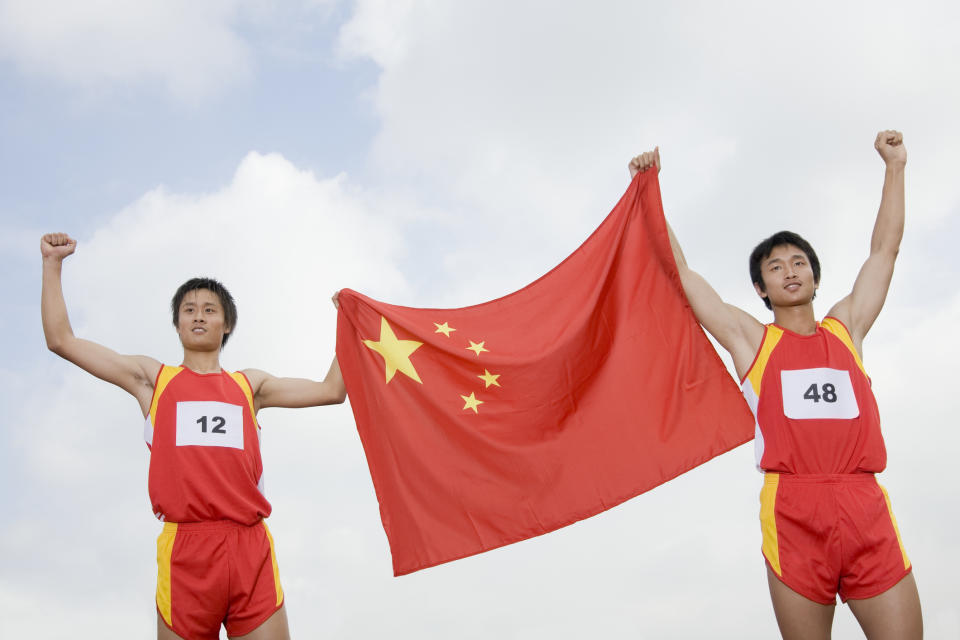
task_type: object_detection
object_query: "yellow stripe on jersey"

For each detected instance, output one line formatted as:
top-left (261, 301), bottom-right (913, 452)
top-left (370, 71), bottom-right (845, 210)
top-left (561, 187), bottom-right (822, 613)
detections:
top-left (820, 317), bottom-right (867, 378)
top-left (760, 474), bottom-right (782, 576)
top-left (879, 484), bottom-right (911, 570)
top-left (149, 366), bottom-right (184, 428)
top-left (229, 371), bottom-right (261, 430)
top-left (262, 521), bottom-right (284, 606)
top-left (156, 522), bottom-right (178, 627)
top-left (745, 326), bottom-right (784, 397)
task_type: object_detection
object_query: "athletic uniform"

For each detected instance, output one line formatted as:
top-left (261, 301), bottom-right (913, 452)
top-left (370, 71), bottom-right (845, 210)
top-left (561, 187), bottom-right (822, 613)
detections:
top-left (741, 318), bottom-right (911, 604)
top-left (145, 365), bottom-right (283, 639)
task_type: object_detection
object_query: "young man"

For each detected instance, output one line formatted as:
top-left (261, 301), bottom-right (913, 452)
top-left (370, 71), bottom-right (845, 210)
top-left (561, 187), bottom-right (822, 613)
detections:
top-left (629, 131), bottom-right (922, 639)
top-left (40, 233), bottom-right (346, 640)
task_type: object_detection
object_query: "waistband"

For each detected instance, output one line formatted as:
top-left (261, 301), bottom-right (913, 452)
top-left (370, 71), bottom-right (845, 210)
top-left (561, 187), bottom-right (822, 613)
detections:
top-left (764, 472), bottom-right (877, 485)
top-left (161, 519), bottom-right (265, 533)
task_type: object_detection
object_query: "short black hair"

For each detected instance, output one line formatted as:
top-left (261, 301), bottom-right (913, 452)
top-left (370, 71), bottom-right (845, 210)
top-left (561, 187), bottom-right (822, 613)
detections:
top-left (171, 278), bottom-right (237, 346)
top-left (749, 231), bottom-right (821, 310)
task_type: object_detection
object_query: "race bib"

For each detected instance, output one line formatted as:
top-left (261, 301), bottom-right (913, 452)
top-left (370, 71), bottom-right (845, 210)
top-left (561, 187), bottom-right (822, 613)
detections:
top-left (176, 401), bottom-right (244, 449)
top-left (780, 368), bottom-right (859, 420)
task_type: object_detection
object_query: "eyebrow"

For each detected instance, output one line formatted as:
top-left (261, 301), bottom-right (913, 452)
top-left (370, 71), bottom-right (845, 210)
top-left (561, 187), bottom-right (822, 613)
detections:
top-left (766, 254), bottom-right (806, 265)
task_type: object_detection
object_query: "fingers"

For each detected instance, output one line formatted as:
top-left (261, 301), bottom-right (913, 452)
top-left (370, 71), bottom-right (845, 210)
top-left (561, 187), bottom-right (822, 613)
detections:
top-left (40, 233), bottom-right (77, 258)
top-left (331, 290), bottom-right (341, 309)
top-left (42, 232), bottom-right (74, 247)
top-left (875, 129), bottom-right (903, 148)
top-left (628, 147), bottom-right (661, 177)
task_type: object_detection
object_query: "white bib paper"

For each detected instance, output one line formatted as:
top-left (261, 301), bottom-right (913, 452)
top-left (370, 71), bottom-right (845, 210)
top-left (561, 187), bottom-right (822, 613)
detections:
top-left (176, 401), bottom-right (244, 449)
top-left (780, 368), bottom-right (859, 420)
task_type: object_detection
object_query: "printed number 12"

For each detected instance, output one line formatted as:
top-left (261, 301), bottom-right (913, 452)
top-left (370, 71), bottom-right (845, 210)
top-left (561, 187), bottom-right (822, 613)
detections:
top-left (196, 416), bottom-right (227, 433)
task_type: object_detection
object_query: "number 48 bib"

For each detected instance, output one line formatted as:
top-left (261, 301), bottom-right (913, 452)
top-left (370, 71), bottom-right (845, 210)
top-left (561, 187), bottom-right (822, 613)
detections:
top-left (780, 368), bottom-right (860, 420)
top-left (176, 401), bottom-right (244, 449)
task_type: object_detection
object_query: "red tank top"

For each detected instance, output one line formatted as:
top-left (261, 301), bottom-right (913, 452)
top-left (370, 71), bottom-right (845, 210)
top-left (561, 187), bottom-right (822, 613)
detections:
top-left (144, 365), bottom-right (271, 524)
top-left (740, 318), bottom-right (886, 474)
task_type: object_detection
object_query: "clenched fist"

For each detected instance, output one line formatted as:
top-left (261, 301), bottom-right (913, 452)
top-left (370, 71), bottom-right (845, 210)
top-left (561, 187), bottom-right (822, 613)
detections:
top-left (41, 233), bottom-right (77, 261)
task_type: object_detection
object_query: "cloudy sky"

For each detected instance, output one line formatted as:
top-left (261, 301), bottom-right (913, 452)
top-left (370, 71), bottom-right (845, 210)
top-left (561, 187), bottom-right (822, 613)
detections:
top-left (2, 1), bottom-right (958, 637)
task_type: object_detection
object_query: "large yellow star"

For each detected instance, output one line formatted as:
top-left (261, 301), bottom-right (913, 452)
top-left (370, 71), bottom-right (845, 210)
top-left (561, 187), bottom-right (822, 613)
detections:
top-left (461, 392), bottom-right (484, 414)
top-left (363, 317), bottom-right (423, 384)
top-left (478, 369), bottom-right (501, 388)
top-left (434, 322), bottom-right (456, 337)
top-left (466, 340), bottom-right (489, 356)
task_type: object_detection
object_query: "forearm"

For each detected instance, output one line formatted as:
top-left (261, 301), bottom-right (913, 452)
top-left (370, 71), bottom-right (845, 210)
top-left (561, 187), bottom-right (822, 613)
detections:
top-left (322, 358), bottom-right (346, 403)
top-left (252, 357), bottom-right (347, 409)
top-left (41, 258), bottom-right (76, 353)
top-left (871, 164), bottom-right (905, 256)
top-left (665, 220), bottom-right (689, 271)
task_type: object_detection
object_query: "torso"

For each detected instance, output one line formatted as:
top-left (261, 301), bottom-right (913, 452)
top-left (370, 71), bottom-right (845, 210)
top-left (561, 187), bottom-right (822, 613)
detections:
top-left (740, 318), bottom-right (887, 474)
top-left (144, 365), bottom-right (272, 524)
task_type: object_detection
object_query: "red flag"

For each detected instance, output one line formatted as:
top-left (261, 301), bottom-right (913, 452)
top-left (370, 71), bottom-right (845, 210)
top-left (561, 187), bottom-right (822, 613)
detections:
top-left (336, 170), bottom-right (754, 576)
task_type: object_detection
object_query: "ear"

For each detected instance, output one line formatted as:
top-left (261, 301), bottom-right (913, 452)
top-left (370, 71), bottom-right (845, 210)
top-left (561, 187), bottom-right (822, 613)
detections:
top-left (754, 281), bottom-right (767, 300)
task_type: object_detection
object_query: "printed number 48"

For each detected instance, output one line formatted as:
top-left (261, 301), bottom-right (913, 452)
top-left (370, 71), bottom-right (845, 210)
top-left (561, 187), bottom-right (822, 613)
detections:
top-left (803, 383), bottom-right (837, 403)
top-left (196, 415), bottom-right (226, 433)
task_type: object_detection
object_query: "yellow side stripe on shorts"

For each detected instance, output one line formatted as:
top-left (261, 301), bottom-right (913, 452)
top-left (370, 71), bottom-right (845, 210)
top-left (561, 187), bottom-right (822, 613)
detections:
top-left (760, 474), bottom-right (782, 576)
top-left (156, 522), bottom-right (178, 627)
top-left (263, 521), bottom-right (284, 606)
top-left (879, 485), bottom-right (911, 570)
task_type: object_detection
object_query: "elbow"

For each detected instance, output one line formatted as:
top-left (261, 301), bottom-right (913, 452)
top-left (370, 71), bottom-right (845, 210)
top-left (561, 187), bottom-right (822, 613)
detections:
top-left (333, 389), bottom-right (347, 405)
top-left (46, 337), bottom-right (66, 356)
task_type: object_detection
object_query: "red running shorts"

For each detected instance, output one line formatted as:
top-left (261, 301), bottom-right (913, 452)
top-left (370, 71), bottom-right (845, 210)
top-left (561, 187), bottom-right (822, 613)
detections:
top-left (759, 473), bottom-right (911, 604)
top-left (156, 519), bottom-right (284, 639)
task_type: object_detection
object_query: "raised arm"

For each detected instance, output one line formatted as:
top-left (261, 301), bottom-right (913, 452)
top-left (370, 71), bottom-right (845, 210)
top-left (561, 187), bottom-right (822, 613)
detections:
top-left (827, 130), bottom-right (906, 352)
top-left (243, 291), bottom-right (347, 411)
top-left (629, 149), bottom-right (764, 379)
top-left (244, 358), bottom-right (346, 411)
top-left (41, 233), bottom-right (160, 413)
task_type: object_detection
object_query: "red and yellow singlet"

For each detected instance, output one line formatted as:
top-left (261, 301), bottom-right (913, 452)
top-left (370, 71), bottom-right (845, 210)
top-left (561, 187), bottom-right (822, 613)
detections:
top-left (144, 365), bottom-right (271, 524)
top-left (741, 317), bottom-right (887, 475)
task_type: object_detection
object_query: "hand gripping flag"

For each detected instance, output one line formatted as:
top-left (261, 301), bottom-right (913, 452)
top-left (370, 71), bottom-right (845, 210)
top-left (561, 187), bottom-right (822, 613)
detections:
top-left (336, 169), bottom-right (754, 575)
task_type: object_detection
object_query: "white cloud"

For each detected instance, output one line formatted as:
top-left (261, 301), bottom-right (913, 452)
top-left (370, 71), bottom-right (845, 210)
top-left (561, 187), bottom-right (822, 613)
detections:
top-left (335, 1), bottom-right (960, 315)
top-left (0, 0), bottom-right (252, 101)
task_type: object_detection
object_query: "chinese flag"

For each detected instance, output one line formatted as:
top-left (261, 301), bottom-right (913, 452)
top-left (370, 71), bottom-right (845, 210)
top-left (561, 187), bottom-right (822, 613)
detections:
top-left (336, 170), bottom-right (754, 575)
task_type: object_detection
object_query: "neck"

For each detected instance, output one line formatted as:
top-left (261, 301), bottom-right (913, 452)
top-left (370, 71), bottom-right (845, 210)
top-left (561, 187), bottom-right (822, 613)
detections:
top-left (181, 348), bottom-right (222, 374)
top-left (772, 303), bottom-right (818, 335)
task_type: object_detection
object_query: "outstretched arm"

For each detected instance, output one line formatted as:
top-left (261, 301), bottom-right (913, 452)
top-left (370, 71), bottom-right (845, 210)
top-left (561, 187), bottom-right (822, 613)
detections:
top-left (40, 233), bottom-right (160, 413)
top-left (245, 358), bottom-right (346, 411)
top-left (244, 292), bottom-right (347, 411)
top-left (629, 149), bottom-right (764, 379)
top-left (827, 130), bottom-right (906, 352)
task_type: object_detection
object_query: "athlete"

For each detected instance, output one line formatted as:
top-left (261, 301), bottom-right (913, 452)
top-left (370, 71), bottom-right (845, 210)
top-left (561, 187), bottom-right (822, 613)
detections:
top-left (40, 233), bottom-right (346, 640)
top-left (629, 131), bottom-right (922, 639)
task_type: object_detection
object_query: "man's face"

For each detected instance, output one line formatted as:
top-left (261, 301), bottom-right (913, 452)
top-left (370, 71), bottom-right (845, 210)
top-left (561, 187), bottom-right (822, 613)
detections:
top-left (755, 244), bottom-right (818, 308)
top-left (176, 289), bottom-right (230, 350)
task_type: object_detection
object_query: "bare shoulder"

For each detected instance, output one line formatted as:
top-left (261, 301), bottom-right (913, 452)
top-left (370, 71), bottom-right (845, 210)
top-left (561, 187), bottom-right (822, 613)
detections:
top-left (239, 368), bottom-right (271, 393)
top-left (825, 295), bottom-right (852, 328)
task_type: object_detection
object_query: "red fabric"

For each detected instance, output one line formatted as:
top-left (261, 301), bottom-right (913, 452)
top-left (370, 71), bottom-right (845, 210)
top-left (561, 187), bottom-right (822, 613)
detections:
top-left (751, 322), bottom-right (886, 474)
top-left (765, 474), bottom-right (910, 604)
top-left (148, 367), bottom-right (270, 525)
top-left (336, 170), bottom-right (754, 575)
top-left (160, 521), bottom-right (283, 639)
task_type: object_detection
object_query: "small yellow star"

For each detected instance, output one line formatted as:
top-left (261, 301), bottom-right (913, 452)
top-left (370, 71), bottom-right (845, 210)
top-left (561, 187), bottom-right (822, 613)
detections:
top-left (434, 322), bottom-right (456, 337)
top-left (363, 317), bottom-right (423, 384)
top-left (478, 369), bottom-right (501, 388)
top-left (466, 340), bottom-right (489, 356)
top-left (461, 392), bottom-right (484, 414)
